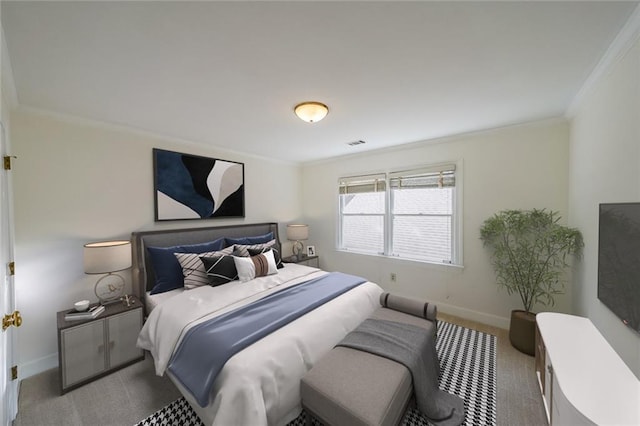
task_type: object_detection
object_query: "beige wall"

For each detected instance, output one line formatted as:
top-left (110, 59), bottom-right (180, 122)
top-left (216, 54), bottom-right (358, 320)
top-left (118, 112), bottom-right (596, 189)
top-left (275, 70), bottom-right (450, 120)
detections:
top-left (569, 38), bottom-right (640, 378)
top-left (301, 119), bottom-right (571, 327)
top-left (11, 109), bottom-right (303, 377)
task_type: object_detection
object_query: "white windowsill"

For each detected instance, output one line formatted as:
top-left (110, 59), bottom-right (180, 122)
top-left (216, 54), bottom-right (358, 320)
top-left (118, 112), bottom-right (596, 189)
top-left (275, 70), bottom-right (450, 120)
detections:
top-left (335, 249), bottom-right (464, 270)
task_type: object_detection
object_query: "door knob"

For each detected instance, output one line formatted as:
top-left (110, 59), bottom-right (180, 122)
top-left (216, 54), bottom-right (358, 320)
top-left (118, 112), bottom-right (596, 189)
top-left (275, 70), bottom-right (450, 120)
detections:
top-left (2, 311), bottom-right (22, 331)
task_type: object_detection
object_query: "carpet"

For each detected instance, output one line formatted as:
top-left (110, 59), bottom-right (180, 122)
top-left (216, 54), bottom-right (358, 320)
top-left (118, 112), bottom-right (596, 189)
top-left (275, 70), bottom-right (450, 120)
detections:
top-left (134, 321), bottom-right (496, 426)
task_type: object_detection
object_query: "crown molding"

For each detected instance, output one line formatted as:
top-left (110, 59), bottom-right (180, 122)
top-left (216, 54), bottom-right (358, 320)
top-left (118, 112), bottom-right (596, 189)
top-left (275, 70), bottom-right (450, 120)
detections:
top-left (303, 116), bottom-right (568, 167)
top-left (16, 104), bottom-right (300, 167)
top-left (566, 4), bottom-right (640, 118)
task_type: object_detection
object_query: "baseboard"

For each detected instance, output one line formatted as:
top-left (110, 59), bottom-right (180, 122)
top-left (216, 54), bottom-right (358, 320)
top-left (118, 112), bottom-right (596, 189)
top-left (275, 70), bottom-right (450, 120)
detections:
top-left (436, 302), bottom-right (511, 330)
top-left (19, 353), bottom-right (57, 380)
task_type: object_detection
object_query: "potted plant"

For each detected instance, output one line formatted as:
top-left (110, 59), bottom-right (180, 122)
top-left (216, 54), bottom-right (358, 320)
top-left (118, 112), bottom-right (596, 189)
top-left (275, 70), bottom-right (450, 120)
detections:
top-left (480, 209), bottom-right (583, 355)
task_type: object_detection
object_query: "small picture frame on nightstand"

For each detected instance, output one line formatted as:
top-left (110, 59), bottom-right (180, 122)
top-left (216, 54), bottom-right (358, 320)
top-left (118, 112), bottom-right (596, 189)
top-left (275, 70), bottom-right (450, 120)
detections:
top-left (307, 246), bottom-right (316, 256)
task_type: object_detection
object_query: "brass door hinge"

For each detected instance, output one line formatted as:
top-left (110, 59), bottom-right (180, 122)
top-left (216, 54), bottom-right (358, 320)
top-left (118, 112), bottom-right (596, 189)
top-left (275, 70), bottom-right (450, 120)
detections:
top-left (8, 262), bottom-right (15, 276)
top-left (11, 366), bottom-right (17, 381)
top-left (3, 156), bottom-right (14, 170)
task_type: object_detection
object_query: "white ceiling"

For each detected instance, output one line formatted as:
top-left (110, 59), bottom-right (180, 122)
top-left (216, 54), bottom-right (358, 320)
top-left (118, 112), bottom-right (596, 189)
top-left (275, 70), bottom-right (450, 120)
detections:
top-left (2, 1), bottom-right (638, 163)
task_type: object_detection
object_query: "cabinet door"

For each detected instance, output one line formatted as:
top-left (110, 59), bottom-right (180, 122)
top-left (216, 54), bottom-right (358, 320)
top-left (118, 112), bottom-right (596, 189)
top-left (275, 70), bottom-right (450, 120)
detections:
top-left (61, 321), bottom-right (107, 387)
top-left (545, 358), bottom-right (553, 423)
top-left (535, 325), bottom-right (545, 392)
top-left (107, 309), bottom-right (143, 368)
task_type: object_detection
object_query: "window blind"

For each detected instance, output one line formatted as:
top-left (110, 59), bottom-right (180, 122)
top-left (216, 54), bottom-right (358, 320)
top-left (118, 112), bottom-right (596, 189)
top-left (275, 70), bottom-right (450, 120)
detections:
top-left (338, 173), bottom-right (386, 194)
top-left (389, 164), bottom-right (456, 189)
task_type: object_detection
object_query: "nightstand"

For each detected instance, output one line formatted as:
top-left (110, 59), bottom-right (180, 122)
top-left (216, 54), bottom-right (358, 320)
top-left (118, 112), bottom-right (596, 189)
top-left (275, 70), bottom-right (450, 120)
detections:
top-left (56, 295), bottom-right (144, 394)
top-left (283, 255), bottom-right (319, 268)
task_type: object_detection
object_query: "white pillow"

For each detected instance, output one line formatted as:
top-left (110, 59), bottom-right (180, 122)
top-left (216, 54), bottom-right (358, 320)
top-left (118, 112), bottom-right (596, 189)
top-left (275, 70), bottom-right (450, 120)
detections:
top-left (233, 249), bottom-right (278, 282)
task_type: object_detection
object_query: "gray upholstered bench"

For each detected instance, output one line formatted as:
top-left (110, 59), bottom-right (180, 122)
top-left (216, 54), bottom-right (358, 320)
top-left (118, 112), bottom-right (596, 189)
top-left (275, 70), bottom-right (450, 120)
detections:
top-left (301, 293), bottom-right (437, 426)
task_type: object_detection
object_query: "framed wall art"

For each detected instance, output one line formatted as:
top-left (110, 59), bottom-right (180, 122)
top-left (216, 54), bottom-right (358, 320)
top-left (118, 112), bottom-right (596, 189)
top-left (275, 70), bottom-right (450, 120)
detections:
top-left (153, 148), bottom-right (245, 221)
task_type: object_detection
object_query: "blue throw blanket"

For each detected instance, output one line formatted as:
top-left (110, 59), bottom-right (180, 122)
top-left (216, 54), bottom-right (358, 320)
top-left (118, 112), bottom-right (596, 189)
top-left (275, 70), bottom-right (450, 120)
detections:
top-left (168, 272), bottom-right (367, 407)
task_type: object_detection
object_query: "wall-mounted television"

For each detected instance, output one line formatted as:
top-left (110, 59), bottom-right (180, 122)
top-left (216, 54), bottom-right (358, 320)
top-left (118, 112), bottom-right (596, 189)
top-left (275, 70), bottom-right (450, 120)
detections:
top-left (598, 202), bottom-right (640, 334)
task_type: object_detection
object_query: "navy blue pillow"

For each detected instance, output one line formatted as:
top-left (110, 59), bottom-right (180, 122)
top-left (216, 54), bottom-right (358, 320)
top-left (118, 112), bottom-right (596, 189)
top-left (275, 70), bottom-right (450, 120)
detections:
top-left (148, 238), bottom-right (226, 294)
top-left (224, 232), bottom-right (273, 246)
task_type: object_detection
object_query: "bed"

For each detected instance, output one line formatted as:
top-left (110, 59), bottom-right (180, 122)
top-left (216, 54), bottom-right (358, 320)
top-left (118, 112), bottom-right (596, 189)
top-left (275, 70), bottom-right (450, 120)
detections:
top-left (131, 222), bottom-right (383, 426)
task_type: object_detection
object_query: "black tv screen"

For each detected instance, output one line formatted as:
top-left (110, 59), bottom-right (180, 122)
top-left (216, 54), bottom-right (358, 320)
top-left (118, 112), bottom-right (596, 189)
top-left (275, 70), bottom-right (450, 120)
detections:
top-left (598, 203), bottom-right (640, 334)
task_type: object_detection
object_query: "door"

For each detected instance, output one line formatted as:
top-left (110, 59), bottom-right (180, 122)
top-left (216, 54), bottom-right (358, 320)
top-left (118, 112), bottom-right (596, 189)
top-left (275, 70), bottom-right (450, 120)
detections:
top-left (0, 119), bottom-right (18, 424)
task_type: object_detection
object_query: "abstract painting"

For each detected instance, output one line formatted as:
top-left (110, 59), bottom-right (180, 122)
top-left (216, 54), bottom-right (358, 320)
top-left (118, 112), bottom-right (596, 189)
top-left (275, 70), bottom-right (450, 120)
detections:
top-left (153, 148), bottom-right (245, 221)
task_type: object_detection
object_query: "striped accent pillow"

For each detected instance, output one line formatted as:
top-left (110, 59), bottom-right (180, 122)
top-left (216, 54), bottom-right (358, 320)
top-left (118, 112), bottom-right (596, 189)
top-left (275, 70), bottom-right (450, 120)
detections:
top-left (233, 239), bottom-right (276, 257)
top-left (174, 246), bottom-right (235, 289)
top-left (247, 247), bottom-right (284, 269)
top-left (233, 249), bottom-right (278, 282)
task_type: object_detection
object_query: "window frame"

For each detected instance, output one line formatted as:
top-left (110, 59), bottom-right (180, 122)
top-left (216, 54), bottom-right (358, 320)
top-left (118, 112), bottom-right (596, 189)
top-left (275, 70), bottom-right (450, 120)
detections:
top-left (337, 161), bottom-right (463, 267)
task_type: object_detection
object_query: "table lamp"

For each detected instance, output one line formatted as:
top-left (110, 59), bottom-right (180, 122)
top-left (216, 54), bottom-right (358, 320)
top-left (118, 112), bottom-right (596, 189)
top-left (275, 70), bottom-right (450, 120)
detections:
top-left (286, 224), bottom-right (309, 261)
top-left (83, 240), bottom-right (132, 304)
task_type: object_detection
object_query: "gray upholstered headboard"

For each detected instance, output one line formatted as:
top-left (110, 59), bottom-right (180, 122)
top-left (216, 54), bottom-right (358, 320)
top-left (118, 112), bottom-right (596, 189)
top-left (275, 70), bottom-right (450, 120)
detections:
top-left (131, 222), bottom-right (280, 303)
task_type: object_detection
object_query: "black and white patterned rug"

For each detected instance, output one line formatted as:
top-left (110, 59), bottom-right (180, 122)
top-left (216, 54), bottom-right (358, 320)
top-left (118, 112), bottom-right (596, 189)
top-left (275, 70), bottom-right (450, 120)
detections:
top-left (134, 321), bottom-right (496, 426)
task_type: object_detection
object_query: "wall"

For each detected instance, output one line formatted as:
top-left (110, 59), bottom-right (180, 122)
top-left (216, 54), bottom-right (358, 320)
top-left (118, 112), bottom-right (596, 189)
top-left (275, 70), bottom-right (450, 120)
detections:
top-left (10, 109), bottom-right (302, 378)
top-left (569, 37), bottom-right (640, 378)
top-left (301, 120), bottom-right (571, 328)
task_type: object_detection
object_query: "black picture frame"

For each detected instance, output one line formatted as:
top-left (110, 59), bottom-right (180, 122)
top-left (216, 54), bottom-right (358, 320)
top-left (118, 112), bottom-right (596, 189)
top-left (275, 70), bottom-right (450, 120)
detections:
top-left (153, 148), bottom-right (245, 221)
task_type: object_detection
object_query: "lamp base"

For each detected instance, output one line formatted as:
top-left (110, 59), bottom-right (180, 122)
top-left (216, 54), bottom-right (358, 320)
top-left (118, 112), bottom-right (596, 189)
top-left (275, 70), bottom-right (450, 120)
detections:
top-left (94, 272), bottom-right (125, 304)
top-left (292, 240), bottom-right (304, 258)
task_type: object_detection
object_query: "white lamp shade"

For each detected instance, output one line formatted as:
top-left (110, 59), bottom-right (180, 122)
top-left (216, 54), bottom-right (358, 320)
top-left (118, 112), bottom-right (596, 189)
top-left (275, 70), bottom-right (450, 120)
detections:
top-left (294, 102), bottom-right (328, 123)
top-left (83, 240), bottom-right (132, 274)
top-left (286, 224), bottom-right (309, 241)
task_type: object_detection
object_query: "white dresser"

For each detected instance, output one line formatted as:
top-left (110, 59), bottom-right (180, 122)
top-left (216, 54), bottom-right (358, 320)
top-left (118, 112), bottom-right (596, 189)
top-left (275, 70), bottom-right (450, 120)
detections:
top-left (535, 312), bottom-right (639, 425)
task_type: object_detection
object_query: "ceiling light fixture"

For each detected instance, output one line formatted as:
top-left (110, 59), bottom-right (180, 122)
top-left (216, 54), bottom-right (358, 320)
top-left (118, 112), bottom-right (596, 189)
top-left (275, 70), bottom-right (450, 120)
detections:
top-left (294, 102), bottom-right (329, 123)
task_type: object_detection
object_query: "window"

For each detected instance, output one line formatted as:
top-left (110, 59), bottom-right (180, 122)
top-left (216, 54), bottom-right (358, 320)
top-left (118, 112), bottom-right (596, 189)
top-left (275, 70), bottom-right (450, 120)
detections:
top-left (338, 164), bottom-right (459, 265)
top-left (338, 174), bottom-right (386, 254)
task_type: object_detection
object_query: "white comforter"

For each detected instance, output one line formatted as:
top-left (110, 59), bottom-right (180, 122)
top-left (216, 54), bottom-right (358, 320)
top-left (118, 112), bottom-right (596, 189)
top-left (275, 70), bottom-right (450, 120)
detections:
top-left (137, 264), bottom-right (383, 426)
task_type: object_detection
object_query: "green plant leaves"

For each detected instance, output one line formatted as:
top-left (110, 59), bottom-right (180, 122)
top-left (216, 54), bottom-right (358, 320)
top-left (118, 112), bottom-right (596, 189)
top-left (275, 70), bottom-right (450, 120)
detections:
top-left (479, 209), bottom-right (583, 312)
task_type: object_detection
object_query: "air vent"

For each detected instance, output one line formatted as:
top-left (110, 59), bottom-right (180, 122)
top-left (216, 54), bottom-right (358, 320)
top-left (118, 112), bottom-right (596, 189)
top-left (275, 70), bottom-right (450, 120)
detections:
top-left (347, 140), bottom-right (366, 146)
